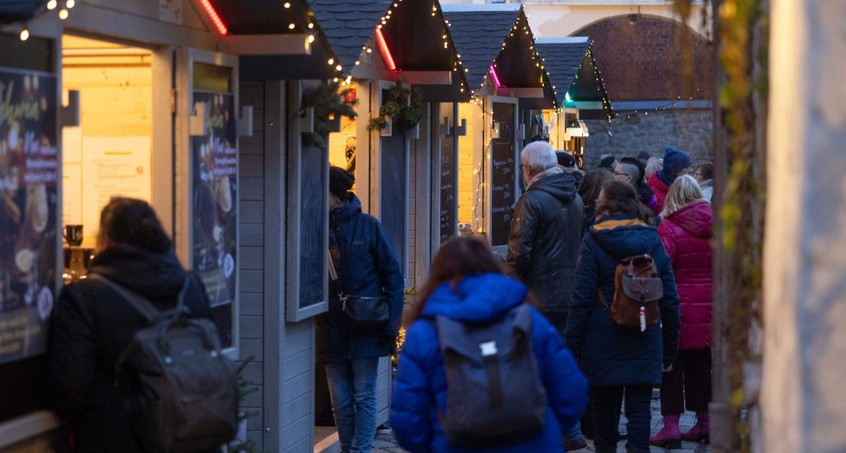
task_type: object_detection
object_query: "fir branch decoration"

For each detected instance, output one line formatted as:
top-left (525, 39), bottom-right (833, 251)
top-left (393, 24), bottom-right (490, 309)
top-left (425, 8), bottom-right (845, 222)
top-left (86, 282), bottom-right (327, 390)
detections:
top-left (301, 82), bottom-right (358, 149)
top-left (367, 82), bottom-right (423, 133)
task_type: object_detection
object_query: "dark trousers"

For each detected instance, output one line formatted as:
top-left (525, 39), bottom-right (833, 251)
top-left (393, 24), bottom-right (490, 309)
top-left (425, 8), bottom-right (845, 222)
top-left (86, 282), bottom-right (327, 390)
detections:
top-left (659, 348), bottom-right (712, 415)
top-left (591, 385), bottom-right (652, 453)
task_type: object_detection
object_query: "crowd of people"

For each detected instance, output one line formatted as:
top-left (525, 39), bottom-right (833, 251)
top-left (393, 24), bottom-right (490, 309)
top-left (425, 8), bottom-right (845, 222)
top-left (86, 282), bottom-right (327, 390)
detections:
top-left (391, 143), bottom-right (714, 453)
top-left (44, 144), bottom-right (712, 453)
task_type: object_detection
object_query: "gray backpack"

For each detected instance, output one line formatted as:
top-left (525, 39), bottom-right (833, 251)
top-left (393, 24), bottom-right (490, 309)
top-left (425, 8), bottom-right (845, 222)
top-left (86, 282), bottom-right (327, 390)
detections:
top-left (90, 274), bottom-right (238, 453)
top-left (435, 303), bottom-right (547, 447)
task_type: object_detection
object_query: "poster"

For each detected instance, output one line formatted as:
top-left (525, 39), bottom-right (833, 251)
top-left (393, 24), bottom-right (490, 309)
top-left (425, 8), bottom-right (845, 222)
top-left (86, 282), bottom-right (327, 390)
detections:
top-left (191, 91), bottom-right (236, 347)
top-left (80, 136), bottom-right (151, 241)
top-left (0, 69), bottom-right (58, 365)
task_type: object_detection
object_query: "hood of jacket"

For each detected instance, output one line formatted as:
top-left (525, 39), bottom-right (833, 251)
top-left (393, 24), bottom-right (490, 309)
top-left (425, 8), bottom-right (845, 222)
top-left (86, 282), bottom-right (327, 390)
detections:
top-left (590, 214), bottom-right (661, 261)
top-left (89, 244), bottom-right (189, 301)
top-left (421, 273), bottom-right (528, 324)
top-left (526, 168), bottom-right (577, 204)
top-left (331, 193), bottom-right (363, 223)
top-left (665, 200), bottom-right (712, 238)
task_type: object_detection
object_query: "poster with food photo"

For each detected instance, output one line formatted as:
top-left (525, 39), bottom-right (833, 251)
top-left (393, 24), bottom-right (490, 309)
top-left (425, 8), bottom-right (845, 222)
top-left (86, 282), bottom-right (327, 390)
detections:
top-left (191, 91), bottom-right (236, 348)
top-left (0, 69), bottom-right (59, 365)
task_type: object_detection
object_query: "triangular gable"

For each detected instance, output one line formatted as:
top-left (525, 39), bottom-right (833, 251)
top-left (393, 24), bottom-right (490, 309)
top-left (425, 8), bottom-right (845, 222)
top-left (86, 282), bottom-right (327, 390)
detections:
top-left (308, 0), bottom-right (392, 75)
top-left (442, 4), bottom-right (521, 92)
top-left (568, 46), bottom-right (614, 120)
top-left (535, 37), bottom-right (591, 106)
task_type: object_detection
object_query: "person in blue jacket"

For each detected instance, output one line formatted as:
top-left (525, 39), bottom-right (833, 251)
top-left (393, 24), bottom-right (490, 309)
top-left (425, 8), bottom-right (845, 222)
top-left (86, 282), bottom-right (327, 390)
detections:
top-left (390, 236), bottom-right (588, 453)
top-left (565, 180), bottom-right (680, 453)
top-left (316, 167), bottom-right (404, 453)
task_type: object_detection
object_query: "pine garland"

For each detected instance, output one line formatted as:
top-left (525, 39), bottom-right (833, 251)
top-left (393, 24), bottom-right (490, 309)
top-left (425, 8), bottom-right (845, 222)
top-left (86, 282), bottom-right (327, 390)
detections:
top-left (301, 82), bottom-right (358, 149)
top-left (367, 82), bottom-right (423, 133)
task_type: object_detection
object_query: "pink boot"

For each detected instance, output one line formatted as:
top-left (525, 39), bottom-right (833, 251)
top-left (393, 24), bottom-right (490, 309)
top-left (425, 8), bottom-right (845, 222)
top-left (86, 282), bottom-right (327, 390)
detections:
top-left (681, 412), bottom-right (710, 443)
top-left (649, 415), bottom-right (681, 449)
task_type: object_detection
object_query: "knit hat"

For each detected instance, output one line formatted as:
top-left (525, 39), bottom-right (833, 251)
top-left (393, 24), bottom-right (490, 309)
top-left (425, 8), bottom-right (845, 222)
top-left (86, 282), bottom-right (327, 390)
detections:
top-left (556, 151), bottom-right (576, 168)
top-left (329, 166), bottom-right (355, 199)
top-left (663, 147), bottom-right (691, 176)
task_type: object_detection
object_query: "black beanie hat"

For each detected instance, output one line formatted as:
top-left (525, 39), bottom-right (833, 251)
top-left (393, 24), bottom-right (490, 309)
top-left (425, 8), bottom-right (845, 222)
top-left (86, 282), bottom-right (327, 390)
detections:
top-left (329, 166), bottom-right (355, 199)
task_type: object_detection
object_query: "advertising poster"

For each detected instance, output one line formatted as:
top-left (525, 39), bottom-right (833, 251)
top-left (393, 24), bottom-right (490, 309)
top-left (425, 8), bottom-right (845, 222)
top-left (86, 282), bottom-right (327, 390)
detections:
top-left (191, 91), bottom-right (236, 348)
top-left (0, 69), bottom-right (59, 365)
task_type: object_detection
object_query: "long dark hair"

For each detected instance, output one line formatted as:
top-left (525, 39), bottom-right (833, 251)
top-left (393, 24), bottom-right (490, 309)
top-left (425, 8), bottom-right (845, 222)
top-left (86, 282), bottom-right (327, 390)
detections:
top-left (411, 236), bottom-right (504, 322)
top-left (99, 197), bottom-right (172, 253)
top-left (578, 168), bottom-right (614, 207)
top-left (595, 180), bottom-right (655, 224)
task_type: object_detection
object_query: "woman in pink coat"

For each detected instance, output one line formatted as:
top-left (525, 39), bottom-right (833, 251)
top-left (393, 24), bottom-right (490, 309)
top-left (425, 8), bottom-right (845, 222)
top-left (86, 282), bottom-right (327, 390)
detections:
top-left (650, 175), bottom-right (713, 448)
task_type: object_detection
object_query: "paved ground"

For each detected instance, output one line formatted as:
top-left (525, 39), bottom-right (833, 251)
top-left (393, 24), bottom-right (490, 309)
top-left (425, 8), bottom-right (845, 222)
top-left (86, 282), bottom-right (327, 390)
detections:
top-left (371, 392), bottom-right (711, 453)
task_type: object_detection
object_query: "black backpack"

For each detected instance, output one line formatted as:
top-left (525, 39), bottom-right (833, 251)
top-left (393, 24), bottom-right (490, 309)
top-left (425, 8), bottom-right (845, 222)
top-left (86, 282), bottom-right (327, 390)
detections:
top-left (90, 274), bottom-right (239, 453)
top-left (435, 303), bottom-right (547, 448)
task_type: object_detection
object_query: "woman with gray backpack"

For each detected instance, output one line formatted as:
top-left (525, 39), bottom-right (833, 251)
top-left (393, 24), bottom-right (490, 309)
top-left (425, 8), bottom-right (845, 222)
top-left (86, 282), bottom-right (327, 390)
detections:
top-left (565, 180), bottom-right (680, 453)
top-left (390, 236), bottom-right (588, 453)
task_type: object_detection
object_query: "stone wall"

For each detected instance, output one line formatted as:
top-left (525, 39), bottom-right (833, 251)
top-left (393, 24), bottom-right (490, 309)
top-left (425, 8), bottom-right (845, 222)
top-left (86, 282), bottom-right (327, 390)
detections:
top-left (581, 109), bottom-right (713, 169)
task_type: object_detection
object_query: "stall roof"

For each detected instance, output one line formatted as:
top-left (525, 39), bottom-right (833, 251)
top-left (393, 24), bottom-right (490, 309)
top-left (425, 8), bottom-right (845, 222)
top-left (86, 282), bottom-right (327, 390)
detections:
top-left (535, 37), bottom-right (591, 106)
top-left (442, 4), bottom-right (554, 107)
top-left (0, 0), bottom-right (44, 24)
top-left (307, 0), bottom-right (391, 75)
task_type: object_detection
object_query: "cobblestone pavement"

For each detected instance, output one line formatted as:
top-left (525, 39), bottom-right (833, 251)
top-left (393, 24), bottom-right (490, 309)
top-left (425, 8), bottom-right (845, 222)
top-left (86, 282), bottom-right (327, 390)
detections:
top-left (371, 392), bottom-right (711, 453)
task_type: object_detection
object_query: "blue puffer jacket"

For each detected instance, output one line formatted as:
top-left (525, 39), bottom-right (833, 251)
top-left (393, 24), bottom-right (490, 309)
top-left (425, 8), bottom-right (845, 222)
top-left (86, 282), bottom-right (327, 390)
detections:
top-left (316, 194), bottom-right (404, 362)
top-left (565, 214), bottom-right (680, 387)
top-left (390, 273), bottom-right (588, 453)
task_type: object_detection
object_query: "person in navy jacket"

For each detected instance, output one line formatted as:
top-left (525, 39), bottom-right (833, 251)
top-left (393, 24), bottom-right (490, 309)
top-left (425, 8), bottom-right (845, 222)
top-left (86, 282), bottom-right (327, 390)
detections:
top-left (390, 236), bottom-right (587, 453)
top-left (316, 167), bottom-right (404, 453)
top-left (565, 180), bottom-right (680, 453)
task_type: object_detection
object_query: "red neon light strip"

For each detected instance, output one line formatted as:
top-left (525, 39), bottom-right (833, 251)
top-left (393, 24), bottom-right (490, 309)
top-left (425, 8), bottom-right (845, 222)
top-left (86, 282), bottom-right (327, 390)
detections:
top-left (375, 27), bottom-right (397, 71)
top-left (489, 65), bottom-right (502, 88)
top-left (199, 0), bottom-right (228, 35)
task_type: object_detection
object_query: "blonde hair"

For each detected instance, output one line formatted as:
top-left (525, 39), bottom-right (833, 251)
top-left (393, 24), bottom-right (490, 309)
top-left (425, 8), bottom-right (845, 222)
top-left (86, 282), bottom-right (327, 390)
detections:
top-left (661, 174), bottom-right (703, 218)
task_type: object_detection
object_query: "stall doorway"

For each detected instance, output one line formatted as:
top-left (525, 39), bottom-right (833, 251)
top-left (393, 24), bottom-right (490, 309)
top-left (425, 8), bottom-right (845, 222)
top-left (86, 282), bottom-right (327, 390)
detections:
top-left (60, 35), bottom-right (155, 277)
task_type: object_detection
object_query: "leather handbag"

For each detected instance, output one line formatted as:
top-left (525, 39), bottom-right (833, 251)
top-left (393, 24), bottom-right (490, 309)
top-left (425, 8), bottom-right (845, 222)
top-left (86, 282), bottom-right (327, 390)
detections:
top-left (340, 294), bottom-right (389, 332)
top-left (329, 249), bottom-right (389, 332)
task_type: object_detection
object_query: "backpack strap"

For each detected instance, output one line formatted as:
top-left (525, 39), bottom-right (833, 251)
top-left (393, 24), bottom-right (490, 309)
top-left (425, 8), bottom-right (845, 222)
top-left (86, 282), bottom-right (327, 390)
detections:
top-left (88, 273), bottom-right (190, 321)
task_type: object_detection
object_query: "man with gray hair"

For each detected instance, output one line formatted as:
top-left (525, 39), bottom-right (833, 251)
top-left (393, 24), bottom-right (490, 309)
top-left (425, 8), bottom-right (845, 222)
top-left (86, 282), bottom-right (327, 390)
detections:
top-left (506, 141), bottom-right (586, 450)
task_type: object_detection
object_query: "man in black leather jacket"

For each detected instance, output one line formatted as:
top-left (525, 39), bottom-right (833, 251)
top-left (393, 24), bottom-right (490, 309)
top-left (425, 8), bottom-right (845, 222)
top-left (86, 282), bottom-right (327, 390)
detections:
top-left (506, 141), bottom-right (585, 449)
top-left (506, 141), bottom-right (584, 332)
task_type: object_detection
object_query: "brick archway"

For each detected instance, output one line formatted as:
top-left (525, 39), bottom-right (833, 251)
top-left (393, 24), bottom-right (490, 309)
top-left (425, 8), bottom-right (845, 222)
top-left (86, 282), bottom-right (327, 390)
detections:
top-left (574, 15), bottom-right (714, 102)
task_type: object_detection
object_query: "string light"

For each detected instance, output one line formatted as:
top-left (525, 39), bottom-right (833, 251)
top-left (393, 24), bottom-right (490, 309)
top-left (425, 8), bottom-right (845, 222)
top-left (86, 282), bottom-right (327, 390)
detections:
top-left (47, 0), bottom-right (57, 9)
top-left (20, 27), bottom-right (30, 41)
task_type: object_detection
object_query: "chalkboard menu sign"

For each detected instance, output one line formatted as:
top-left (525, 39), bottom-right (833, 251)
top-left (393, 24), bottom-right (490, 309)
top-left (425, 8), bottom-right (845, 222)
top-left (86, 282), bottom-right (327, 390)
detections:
top-left (298, 143), bottom-right (327, 308)
top-left (439, 133), bottom-right (456, 243)
top-left (380, 134), bottom-right (407, 273)
top-left (489, 102), bottom-right (517, 247)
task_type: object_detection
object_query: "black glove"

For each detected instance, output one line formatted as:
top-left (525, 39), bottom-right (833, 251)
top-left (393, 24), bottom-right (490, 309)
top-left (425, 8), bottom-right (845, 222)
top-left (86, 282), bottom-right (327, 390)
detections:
top-left (662, 359), bottom-right (674, 373)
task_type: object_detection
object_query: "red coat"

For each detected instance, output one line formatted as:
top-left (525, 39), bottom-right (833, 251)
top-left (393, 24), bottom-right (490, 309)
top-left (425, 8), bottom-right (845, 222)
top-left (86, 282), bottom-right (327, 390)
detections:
top-left (658, 200), bottom-right (713, 350)
top-left (647, 173), bottom-right (670, 214)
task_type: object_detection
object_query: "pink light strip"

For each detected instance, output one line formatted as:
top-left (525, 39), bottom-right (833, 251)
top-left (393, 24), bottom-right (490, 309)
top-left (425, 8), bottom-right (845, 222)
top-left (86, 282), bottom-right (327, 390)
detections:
top-left (198, 0), bottom-right (228, 35)
top-left (375, 27), bottom-right (397, 71)
top-left (489, 65), bottom-right (502, 88)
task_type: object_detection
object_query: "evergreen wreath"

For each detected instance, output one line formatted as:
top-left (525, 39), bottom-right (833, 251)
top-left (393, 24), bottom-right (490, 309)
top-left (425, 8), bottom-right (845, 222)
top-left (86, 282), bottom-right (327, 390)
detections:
top-left (367, 82), bottom-right (423, 133)
top-left (301, 82), bottom-right (358, 149)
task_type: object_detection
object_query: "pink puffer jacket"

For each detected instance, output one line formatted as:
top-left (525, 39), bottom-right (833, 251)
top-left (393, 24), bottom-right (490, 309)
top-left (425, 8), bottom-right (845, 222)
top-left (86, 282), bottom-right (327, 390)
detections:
top-left (658, 200), bottom-right (713, 350)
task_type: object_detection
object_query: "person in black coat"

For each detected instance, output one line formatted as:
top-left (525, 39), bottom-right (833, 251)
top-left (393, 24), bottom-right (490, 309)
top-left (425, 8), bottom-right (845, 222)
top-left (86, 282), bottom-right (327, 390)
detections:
top-left (316, 167), bottom-right (404, 453)
top-left (565, 181), bottom-right (680, 453)
top-left (505, 141), bottom-right (586, 450)
top-left (47, 197), bottom-right (217, 453)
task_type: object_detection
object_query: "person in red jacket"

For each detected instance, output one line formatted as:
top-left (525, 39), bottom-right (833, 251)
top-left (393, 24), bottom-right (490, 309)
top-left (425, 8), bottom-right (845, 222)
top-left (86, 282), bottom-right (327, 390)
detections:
top-left (651, 175), bottom-right (713, 447)
top-left (647, 147), bottom-right (692, 214)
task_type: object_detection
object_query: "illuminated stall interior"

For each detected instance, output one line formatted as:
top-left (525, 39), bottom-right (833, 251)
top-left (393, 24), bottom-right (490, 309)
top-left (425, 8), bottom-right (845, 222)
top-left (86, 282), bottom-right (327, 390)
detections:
top-left (61, 35), bottom-right (154, 279)
top-left (442, 4), bottom-right (553, 233)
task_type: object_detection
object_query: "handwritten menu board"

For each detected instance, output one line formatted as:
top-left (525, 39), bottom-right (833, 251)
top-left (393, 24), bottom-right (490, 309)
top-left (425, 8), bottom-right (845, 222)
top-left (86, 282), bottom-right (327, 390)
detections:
top-left (380, 134), bottom-right (406, 273)
top-left (489, 102), bottom-right (516, 247)
top-left (439, 133), bottom-right (456, 243)
top-left (0, 69), bottom-right (58, 365)
top-left (298, 143), bottom-right (327, 309)
top-left (191, 91), bottom-right (237, 348)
